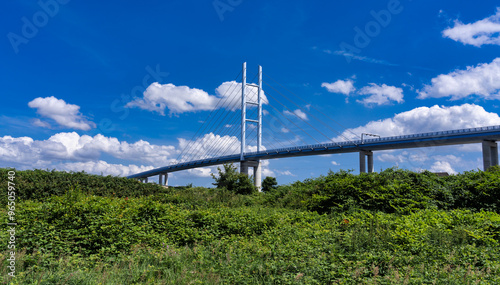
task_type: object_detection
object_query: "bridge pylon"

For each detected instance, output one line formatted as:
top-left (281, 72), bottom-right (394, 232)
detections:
top-left (483, 140), bottom-right (499, 170)
top-left (240, 62), bottom-right (263, 191)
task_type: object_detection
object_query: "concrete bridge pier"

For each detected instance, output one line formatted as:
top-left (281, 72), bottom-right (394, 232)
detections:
top-left (159, 173), bottom-right (169, 186)
top-left (482, 141), bottom-right (499, 170)
top-left (359, 150), bottom-right (374, 173)
top-left (240, 160), bottom-right (262, 191)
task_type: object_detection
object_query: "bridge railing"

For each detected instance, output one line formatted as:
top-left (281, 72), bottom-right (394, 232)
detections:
top-left (129, 125), bottom-right (500, 178)
top-left (245, 125), bottom-right (500, 156)
top-left (172, 125), bottom-right (500, 168)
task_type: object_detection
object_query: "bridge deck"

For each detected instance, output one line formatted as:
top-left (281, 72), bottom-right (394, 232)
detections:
top-left (127, 125), bottom-right (500, 179)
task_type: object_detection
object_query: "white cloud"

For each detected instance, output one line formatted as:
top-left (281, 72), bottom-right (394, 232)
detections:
top-left (126, 81), bottom-right (267, 115)
top-left (275, 170), bottom-right (295, 176)
top-left (331, 161), bottom-right (340, 166)
top-left (322, 79), bottom-right (356, 95)
top-left (284, 109), bottom-right (308, 120)
top-left (186, 167), bottom-right (213, 178)
top-left (0, 132), bottom-right (178, 174)
top-left (215, 81), bottom-right (268, 110)
top-left (31, 118), bottom-right (52, 128)
top-left (377, 153), bottom-right (406, 163)
top-left (322, 80), bottom-right (403, 107)
top-left (178, 133), bottom-right (240, 160)
top-left (335, 104), bottom-right (500, 141)
top-left (28, 96), bottom-right (96, 131)
top-left (443, 8), bottom-right (500, 47)
top-left (0, 131), bottom-right (270, 180)
top-left (59, 161), bottom-right (155, 177)
top-left (418, 58), bottom-right (500, 100)
top-left (430, 161), bottom-right (457, 174)
top-left (255, 160), bottom-right (285, 178)
top-left (433, 155), bottom-right (462, 166)
top-left (125, 83), bottom-right (218, 115)
top-left (357, 84), bottom-right (404, 106)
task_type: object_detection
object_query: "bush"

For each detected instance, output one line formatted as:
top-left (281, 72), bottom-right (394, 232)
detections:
top-left (211, 163), bottom-right (256, 194)
top-left (262, 176), bottom-right (278, 192)
top-left (0, 168), bottom-right (169, 206)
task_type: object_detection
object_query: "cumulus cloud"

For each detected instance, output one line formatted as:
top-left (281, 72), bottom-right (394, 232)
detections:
top-left (357, 84), bottom-right (404, 106)
top-left (418, 58), bottom-right (500, 100)
top-left (59, 161), bottom-right (155, 177)
top-left (321, 79), bottom-right (356, 95)
top-left (125, 83), bottom-right (218, 115)
top-left (0, 132), bottom-right (178, 175)
top-left (178, 133), bottom-right (241, 161)
top-left (335, 104), bottom-right (500, 141)
top-left (186, 167), bottom-right (214, 178)
top-left (377, 152), bottom-right (407, 164)
top-left (284, 109), bottom-right (308, 120)
top-left (443, 8), bottom-right (500, 47)
top-left (260, 160), bottom-right (276, 177)
top-left (0, 130), bottom-right (275, 180)
top-left (215, 81), bottom-right (268, 110)
top-left (126, 81), bottom-right (267, 115)
top-left (322, 80), bottom-right (403, 106)
top-left (430, 161), bottom-right (457, 174)
top-left (28, 96), bottom-right (96, 131)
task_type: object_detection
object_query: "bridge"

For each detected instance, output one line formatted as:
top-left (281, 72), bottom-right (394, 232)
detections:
top-left (128, 63), bottom-right (500, 190)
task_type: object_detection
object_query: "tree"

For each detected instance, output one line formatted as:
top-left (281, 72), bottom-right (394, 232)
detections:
top-left (262, 176), bottom-right (278, 192)
top-left (211, 163), bottom-right (256, 194)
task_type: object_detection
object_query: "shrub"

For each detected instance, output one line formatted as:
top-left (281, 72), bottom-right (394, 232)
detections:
top-left (262, 176), bottom-right (278, 192)
top-left (211, 163), bottom-right (256, 194)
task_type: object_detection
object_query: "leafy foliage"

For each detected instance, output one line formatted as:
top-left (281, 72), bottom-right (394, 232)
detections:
top-left (262, 176), bottom-right (278, 192)
top-left (263, 167), bottom-right (500, 214)
top-left (0, 168), bottom-right (168, 206)
top-left (1, 167), bottom-right (500, 283)
top-left (211, 163), bottom-right (256, 194)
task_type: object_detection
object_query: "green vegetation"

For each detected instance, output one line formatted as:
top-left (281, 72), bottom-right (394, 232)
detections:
top-left (211, 164), bottom-right (256, 194)
top-left (262, 176), bottom-right (278, 192)
top-left (1, 166), bottom-right (500, 284)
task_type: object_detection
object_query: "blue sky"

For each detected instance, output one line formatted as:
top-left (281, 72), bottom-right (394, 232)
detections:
top-left (2, 0), bottom-right (500, 186)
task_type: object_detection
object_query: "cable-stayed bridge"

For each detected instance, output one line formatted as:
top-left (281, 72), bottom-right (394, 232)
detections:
top-left (128, 63), bottom-right (500, 190)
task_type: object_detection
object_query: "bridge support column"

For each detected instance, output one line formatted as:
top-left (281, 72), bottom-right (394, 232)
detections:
top-left (159, 173), bottom-right (169, 186)
top-left (483, 141), bottom-right (499, 170)
top-left (240, 160), bottom-right (262, 191)
top-left (359, 151), bottom-right (374, 173)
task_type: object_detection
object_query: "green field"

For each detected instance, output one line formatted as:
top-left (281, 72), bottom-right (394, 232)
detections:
top-left (1, 167), bottom-right (500, 284)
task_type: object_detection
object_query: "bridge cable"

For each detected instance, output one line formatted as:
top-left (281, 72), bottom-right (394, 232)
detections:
top-left (258, 93), bottom-right (317, 146)
top-left (263, 81), bottom-right (353, 144)
top-left (264, 73), bottom-right (362, 141)
top-left (263, 81), bottom-right (347, 148)
top-left (194, 73), bottom-right (259, 160)
top-left (245, 87), bottom-right (310, 148)
top-left (260, 87), bottom-right (329, 145)
top-left (174, 70), bottom-right (243, 164)
top-left (186, 85), bottom-right (243, 161)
